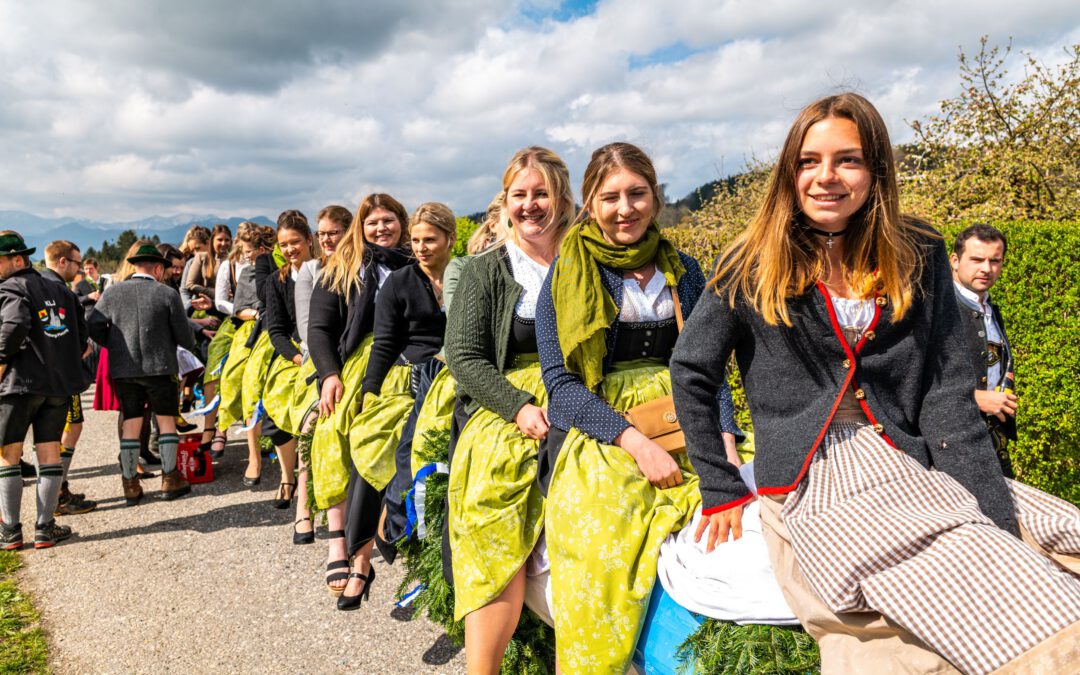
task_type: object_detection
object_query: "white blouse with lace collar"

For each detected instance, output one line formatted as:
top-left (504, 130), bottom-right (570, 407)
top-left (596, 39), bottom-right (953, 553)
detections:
top-left (505, 241), bottom-right (550, 320)
top-left (619, 266), bottom-right (675, 323)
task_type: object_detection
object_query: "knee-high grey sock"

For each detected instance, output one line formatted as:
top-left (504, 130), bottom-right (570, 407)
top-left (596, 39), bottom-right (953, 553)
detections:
top-left (119, 439), bottom-right (140, 480)
top-left (35, 464), bottom-right (63, 527)
top-left (159, 434), bottom-right (179, 475)
top-left (0, 465), bottom-right (22, 527)
top-left (60, 444), bottom-right (75, 483)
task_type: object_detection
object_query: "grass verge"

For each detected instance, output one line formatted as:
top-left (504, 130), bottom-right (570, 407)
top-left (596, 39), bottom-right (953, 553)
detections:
top-left (0, 550), bottom-right (49, 673)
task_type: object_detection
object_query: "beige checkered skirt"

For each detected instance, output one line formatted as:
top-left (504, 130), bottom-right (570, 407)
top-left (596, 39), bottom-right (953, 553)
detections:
top-left (781, 422), bottom-right (1080, 674)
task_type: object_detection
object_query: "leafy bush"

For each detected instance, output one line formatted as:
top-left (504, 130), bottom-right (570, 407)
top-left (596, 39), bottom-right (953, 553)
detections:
top-left (453, 216), bottom-right (479, 258)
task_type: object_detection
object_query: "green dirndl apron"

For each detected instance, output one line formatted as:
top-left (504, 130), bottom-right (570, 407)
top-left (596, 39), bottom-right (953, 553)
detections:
top-left (218, 320), bottom-right (256, 429)
top-left (291, 356), bottom-right (319, 435)
top-left (241, 331), bottom-right (275, 424)
top-left (261, 342), bottom-right (302, 436)
top-left (310, 335), bottom-right (374, 509)
top-left (449, 355), bottom-right (546, 620)
top-left (348, 365), bottom-right (413, 491)
top-left (204, 319), bottom-right (237, 384)
top-left (547, 360), bottom-right (700, 675)
top-left (409, 364), bottom-right (458, 478)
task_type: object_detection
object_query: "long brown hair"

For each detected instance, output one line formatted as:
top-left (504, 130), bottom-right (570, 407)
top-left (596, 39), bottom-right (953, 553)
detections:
top-left (275, 210), bottom-right (315, 282)
top-left (712, 92), bottom-right (926, 325)
top-left (322, 193), bottom-right (409, 301)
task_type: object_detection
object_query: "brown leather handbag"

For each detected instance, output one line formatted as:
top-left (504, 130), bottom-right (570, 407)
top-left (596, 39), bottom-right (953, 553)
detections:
top-left (623, 286), bottom-right (685, 454)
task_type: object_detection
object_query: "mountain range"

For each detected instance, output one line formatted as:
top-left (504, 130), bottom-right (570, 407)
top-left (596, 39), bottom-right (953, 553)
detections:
top-left (0, 211), bottom-right (275, 253)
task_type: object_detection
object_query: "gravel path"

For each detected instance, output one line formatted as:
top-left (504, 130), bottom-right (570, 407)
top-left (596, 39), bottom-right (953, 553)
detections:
top-left (14, 391), bottom-right (465, 674)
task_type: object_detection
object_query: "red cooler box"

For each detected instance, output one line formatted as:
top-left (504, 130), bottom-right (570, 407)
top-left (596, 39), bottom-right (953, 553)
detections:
top-left (177, 433), bottom-right (214, 484)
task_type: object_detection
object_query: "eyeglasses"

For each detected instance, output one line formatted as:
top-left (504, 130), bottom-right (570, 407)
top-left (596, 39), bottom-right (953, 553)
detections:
top-left (316, 230), bottom-right (344, 240)
top-left (67, 257), bottom-right (83, 267)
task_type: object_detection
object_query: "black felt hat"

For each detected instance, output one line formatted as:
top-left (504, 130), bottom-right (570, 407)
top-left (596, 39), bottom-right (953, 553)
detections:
top-left (126, 244), bottom-right (170, 265)
top-left (0, 232), bottom-right (35, 257)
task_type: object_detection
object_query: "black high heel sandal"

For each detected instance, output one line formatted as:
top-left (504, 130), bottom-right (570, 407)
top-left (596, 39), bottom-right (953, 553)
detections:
top-left (337, 564), bottom-right (375, 611)
top-left (271, 482), bottom-right (296, 509)
top-left (293, 517), bottom-right (314, 545)
top-left (325, 530), bottom-right (349, 597)
top-left (209, 431), bottom-right (228, 460)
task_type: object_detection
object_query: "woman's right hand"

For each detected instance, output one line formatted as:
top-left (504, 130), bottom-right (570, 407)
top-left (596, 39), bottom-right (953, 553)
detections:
top-left (514, 403), bottom-right (549, 440)
top-left (694, 502), bottom-right (747, 552)
top-left (319, 374), bottom-right (343, 418)
top-left (617, 427), bottom-right (683, 489)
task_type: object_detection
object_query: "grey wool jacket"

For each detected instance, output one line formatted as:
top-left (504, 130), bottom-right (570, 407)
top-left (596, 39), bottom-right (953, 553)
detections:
top-left (670, 229), bottom-right (1018, 536)
top-left (88, 275), bottom-right (197, 379)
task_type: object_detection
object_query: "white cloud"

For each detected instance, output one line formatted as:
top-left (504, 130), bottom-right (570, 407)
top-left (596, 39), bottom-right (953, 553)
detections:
top-left (0, 0), bottom-right (1077, 225)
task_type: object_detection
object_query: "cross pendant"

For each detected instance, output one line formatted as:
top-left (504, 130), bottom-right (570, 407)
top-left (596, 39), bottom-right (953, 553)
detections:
top-left (827, 234), bottom-right (834, 249)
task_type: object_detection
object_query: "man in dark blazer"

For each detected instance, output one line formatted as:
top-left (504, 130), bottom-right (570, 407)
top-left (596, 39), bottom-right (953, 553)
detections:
top-left (89, 244), bottom-right (198, 505)
top-left (951, 223), bottom-right (1017, 477)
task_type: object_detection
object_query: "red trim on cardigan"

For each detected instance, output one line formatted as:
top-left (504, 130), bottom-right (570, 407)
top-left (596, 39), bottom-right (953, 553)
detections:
top-left (701, 491), bottom-right (755, 515)
top-left (755, 282), bottom-right (861, 495)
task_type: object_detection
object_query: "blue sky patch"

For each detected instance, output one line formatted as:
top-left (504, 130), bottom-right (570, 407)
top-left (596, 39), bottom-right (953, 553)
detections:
top-left (629, 42), bottom-right (704, 69)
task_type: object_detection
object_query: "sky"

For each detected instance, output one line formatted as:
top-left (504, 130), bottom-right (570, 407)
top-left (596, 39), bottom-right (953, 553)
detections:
top-left (1, 0), bottom-right (1078, 223)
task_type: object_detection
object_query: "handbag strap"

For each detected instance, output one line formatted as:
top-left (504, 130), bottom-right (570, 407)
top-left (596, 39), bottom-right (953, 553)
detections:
top-left (671, 286), bottom-right (684, 333)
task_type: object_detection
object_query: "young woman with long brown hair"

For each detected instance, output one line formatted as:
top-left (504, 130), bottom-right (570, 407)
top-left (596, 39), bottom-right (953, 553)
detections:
top-left (671, 92), bottom-right (1080, 673)
top-left (536, 142), bottom-right (740, 673)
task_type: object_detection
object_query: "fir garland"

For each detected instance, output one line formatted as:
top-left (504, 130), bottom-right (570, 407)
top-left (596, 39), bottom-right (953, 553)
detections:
top-left (396, 428), bottom-right (557, 673)
top-left (675, 620), bottom-right (820, 674)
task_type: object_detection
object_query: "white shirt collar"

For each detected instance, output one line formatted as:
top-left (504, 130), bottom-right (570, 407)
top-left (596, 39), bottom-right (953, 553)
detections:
top-left (131, 273), bottom-right (156, 281)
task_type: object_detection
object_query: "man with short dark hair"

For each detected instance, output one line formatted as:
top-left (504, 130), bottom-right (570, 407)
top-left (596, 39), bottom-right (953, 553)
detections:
top-left (0, 231), bottom-right (87, 549)
top-left (42, 241), bottom-right (97, 515)
top-left (89, 243), bottom-right (198, 504)
top-left (951, 223), bottom-right (1017, 477)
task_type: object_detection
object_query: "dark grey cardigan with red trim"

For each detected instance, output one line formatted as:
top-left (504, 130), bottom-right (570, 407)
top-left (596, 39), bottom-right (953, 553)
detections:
top-left (670, 230), bottom-right (1019, 536)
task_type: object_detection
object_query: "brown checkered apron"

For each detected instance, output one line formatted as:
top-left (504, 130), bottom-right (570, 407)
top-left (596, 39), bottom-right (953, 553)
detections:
top-left (780, 422), bottom-right (1080, 674)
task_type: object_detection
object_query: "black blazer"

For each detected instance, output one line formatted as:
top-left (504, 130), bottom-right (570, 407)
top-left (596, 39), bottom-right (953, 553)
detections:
top-left (307, 244), bottom-right (412, 385)
top-left (360, 263), bottom-right (446, 397)
top-left (670, 229), bottom-right (1018, 536)
top-left (264, 269), bottom-right (300, 361)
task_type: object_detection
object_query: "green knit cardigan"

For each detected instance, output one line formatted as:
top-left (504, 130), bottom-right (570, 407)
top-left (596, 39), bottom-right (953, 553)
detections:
top-left (444, 246), bottom-right (536, 422)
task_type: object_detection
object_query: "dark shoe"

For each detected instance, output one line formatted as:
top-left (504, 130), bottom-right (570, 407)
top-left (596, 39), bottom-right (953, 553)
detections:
top-left (337, 564), bottom-right (375, 611)
top-left (160, 469), bottom-right (191, 501)
top-left (209, 431), bottom-right (227, 460)
top-left (122, 476), bottom-right (143, 506)
top-left (242, 473), bottom-right (261, 488)
top-left (293, 517), bottom-right (314, 545)
top-left (34, 519), bottom-right (73, 549)
top-left (55, 491), bottom-right (97, 516)
top-left (1, 522), bottom-right (23, 551)
top-left (176, 417), bottom-right (198, 433)
top-left (61, 481), bottom-right (86, 502)
top-left (137, 463), bottom-right (157, 479)
top-left (325, 530), bottom-right (348, 596)
top-left (271, 482), bottom-right (296, 509)
top-left (20, 459), bottom-right (36, 478)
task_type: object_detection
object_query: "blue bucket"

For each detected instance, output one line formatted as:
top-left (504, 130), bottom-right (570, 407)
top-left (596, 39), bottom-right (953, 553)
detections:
top-left (632, 583), bottom-right (706, 674)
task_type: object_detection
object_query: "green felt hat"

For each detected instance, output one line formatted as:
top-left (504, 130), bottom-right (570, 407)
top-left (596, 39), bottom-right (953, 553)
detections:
top-left (126, 244), bottom-right (169, 265)
top-left (0, 232), bottom-right (35, 257)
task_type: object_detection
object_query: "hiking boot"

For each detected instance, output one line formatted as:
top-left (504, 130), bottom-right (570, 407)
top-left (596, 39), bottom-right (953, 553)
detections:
top-left (1, 522), bottom-right (23, 551)
top-left (34, 519), bottom-right (73, 549)
top-left (160, 469), bottom-right (191, 501)
top-left (55, 490), bottom-right (98, 516)
top-left (61, 481), bottom-right (86, 502)
top-left (122, 476), bottom-right (143, 506)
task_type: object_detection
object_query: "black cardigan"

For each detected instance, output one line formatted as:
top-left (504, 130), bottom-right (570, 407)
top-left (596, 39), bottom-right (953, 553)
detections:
top-left (264, 268), bottom-right (300, 361)
top-left (307, 245), bottom-right (412, 384)
top-left (360, 263), bottom-right (446, 397)
top-left (670, 230), bottom-right (1019, 536)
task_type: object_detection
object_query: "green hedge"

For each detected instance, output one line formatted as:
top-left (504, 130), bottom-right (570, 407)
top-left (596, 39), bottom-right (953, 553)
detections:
top-left (666, 220), bottom-right (1080, 505)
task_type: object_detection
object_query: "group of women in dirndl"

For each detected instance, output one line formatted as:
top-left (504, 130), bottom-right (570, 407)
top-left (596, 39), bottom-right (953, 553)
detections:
top-left (207, 91), bottom-right (1079, 674)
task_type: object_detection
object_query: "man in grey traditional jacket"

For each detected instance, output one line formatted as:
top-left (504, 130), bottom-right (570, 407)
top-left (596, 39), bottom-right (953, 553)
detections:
top-left (89, 244), bottom-right (197, 504)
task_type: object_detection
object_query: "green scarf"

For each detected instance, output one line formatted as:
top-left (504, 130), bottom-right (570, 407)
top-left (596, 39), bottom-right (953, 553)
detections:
top-left (550, 220), bottom-right (685, 391)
